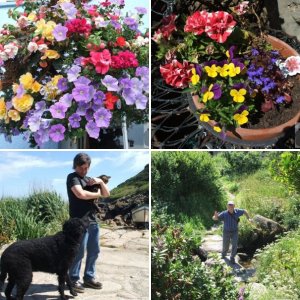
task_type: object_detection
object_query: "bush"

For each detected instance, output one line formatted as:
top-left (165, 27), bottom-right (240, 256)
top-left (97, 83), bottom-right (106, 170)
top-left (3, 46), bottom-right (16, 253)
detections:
top-left (152, 151), bottom-right (225, 228)
top-left (26, 189), bottom-right (68, 224)
top-left (255, 229), bottom-right (300, 298)
top-left (152, 210), bottom-right (238, 300)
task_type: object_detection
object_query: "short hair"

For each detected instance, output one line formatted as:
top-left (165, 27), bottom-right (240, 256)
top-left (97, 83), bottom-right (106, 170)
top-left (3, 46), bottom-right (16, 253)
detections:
top-left (73, 153), bottom-right (91, 169)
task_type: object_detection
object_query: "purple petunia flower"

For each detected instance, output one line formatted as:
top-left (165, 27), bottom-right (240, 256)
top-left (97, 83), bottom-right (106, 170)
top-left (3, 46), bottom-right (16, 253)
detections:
top-left (86, 121), bottom-right (100, 139)
top-left (135, 7), bottom-right (147, 14)
top-left (93, 91), bottom-right (105, 105)
top-left (124, 17), bottom-right (138, 30)
top-left (69, 113), bottom-right (81, 128)
top-left (85, 108), bottom-right (95, 122)
top-left (76, 102), bottom-right (89, 116)
top-left (110, 20), bottom-right (122, 30)
top-left (59, 93), bottom-right (73, 107)
top-left (35, 101), bottom-right (46, 112)
top-left (101, 75), bottom-right (120, 92)
top-left (50, 102), bottom-right (68, 119)
top-left (74, 76), bottom-right (91, 87)
top-left (17, 84), bottom-right (25, 98)
top-left (135, 66), bottom-right (149, 78)
top-left (57, 78), bottom-right (69, 92)
top-left (72, 85), bottom-right (91, 102)
top-left (94, 108), bottom-right (112, 128)
top-left (49, 124), bottom-right (66, 142)
top-left (53, 24), bottom-right (68, 42)
top-left (119, 77), bottom-right (133, 90)
top-left (67, 65), bottom-right (81, 82)
top-left (33, 124), bottom-right (50, 147)
top-left (28, 112), bottom-right (43, 132)
top-left (135, 94), bottom-right (148, 110)
top-left (60, 2), bottom-right (77, 19)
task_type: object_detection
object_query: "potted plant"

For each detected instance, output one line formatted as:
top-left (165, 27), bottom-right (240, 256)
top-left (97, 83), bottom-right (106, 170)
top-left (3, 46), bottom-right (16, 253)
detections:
top-left (153, 1), bottom-right (300, 143)
top-left (0, 0), bottom-right (149, 148)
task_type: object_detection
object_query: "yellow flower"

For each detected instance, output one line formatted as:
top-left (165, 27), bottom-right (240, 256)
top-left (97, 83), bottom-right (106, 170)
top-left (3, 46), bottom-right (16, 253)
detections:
top-left (12, 94), bottom-right (34, 113)
top-left (228, 63), bottom-right (241, 77)
top-left (41, 50), bottom-right (60, 60)
top-left (200, 113), bottom-right (210, 122)
top-left (12, 84), bottom-right (19, 93)
top-left (0, 97), bottom-right (7, 119)
top-left (234, 110), bottom-right (249, 125)
top-left (217, 64), bottom-right (229, 77)
top-left (52, 75), bottom-right (63, 86)
top-left (204, 64), bottom-right (218, 78)
top-left (8, 109), bottom-right (21, 121)
top-left (20, 73), bottom-right (35, 90)
top-left (27, 12), bottom-right (37, 22)
top-left (191, 68), bottom-right (200, 85)
top-left (35, 19), bottom-right (56, 41)
top-left (213, 126), bottom-right (222, 132)
top-left (226, 50), bottom-right (230, 58)
top-left (31, 81), bottom-right (42, 93)
top-left (230, 88), bottom-right (247, 103)
top-left (203, 84), bottom-right (214, 103)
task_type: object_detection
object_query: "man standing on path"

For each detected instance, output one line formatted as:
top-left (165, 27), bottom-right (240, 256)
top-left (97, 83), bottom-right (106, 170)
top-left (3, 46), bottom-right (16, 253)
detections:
top-left (67, 153), bottom-right (110, 293)
top-left (212, 201), bottom-right (252, 264)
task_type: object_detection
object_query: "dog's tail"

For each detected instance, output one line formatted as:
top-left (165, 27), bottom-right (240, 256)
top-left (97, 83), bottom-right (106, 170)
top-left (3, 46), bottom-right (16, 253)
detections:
top-left (0, 257), bottom-right (8, 291)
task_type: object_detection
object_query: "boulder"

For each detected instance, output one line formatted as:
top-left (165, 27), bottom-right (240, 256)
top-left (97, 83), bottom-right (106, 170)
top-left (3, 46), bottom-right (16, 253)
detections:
top-left (253, 215), bottom-right (284, 235)
top-left (197, 246), bottom-right (208, 262)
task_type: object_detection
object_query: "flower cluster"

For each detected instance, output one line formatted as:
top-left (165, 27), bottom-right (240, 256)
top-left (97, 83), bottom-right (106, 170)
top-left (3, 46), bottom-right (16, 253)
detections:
top-left (0, 0), bottom-right (149, 147)
top-left (156, 4), bottom-right (300, 136)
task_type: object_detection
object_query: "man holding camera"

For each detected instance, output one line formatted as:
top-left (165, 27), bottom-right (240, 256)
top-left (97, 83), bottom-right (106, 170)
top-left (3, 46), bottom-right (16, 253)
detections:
top-left (213, 201), bottom-right (252, 263)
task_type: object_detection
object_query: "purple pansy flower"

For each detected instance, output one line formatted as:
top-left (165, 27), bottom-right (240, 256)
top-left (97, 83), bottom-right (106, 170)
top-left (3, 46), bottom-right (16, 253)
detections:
top-left (86, 121), bottom-right (100, 139)
top-left (201, 83), bottom-right (222, 100)
top-left (101, 75), bottom-right (119, 92)
top-left (53, 24), bottom-right (68, 42)
top-left (57, 78), bottom-right (69, 92)
top-left (50, 102), bottom-right (68, 119)
top-left (49, 124), bottom-right (66, 142)
top-left (69, 113), bottom-right (81, 128)
top-left (94, 108), bottom-right (112, 128)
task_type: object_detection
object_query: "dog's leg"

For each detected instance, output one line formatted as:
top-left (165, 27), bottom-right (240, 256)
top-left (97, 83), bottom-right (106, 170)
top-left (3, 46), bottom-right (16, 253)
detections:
top-left (66, 273), bottom-right (77, 297)
top-left (58, 274), bottom-right (68, 300)
top-left (15, 275), bottom-right (32, 300)
top-left (5, 278), bottom-right (15, 300)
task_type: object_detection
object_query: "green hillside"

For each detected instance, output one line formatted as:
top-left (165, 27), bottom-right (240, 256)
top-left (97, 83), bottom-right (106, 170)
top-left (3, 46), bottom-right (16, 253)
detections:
top-left (109, 164), bottom-right (149, 200)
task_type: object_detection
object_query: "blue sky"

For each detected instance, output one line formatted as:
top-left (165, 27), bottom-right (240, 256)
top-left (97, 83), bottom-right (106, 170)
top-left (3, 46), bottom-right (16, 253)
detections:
top-left (0, 150), bottom-right (149, 200)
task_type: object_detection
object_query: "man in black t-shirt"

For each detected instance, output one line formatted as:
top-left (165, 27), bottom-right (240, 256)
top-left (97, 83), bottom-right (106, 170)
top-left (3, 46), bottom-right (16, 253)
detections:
top-left (67, 153), bottom-right (110, 293)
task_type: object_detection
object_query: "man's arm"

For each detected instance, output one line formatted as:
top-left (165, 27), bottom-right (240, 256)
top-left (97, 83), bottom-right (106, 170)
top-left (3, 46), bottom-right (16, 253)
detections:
top-left (243, 209), bottom-right (253, 222)
top-left (87, 178), bottom-right (110, 197)
top-left (71, 185), bottom-right (102, 200)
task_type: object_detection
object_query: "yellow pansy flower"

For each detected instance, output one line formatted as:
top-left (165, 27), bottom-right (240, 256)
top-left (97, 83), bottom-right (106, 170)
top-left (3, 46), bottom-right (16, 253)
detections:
top-left (8, 109), bottom-right (21, 121)
top-left (230, 88), bottom-right (247, 103)
top-left (200, 113), bottom-right (210, 122)
top-left (228, 63), bottom-right (241, 77)
top-left (41, 50), bottom-right (60, 60)
top-left (226, 50), bottom-right (230, 58)
top-left (27, 12), bottom-right (37, 22)
top-left (12, 94), bottom-right (34, 113)
top-left (204, 64), bottom-right (218, 78)
top-left (233, 110), bottom-right (249, 125)
top-left (0, 97), bottom-right (7, 119)
top-left (20, 73), bottom-right (35, 90)
top-left (35, 19), bottom-right (56, 41)
top-left (203, 84), bottom-right (214, 103)
top-left (217, 64), bottom-right (229, 77)
top-left (31, 81), bottom-right (42, 93)
top-left (191, 68), bottom-right (200, 85)
top-left (213, 126), bottom-right (222, 132)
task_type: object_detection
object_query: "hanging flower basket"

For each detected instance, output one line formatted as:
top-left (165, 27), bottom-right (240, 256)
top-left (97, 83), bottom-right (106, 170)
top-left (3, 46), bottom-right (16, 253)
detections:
top-left (0, 0), bottom-right (149, 148)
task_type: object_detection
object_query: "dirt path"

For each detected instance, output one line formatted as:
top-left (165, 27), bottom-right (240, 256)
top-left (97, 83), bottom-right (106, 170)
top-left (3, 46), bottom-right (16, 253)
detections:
top-left (0, 227), bottom-right (149, 300)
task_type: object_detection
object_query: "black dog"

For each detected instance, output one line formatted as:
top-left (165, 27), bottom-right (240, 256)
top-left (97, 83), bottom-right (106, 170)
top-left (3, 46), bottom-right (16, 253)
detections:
top-left (0, 217), bottom-right (89, 300)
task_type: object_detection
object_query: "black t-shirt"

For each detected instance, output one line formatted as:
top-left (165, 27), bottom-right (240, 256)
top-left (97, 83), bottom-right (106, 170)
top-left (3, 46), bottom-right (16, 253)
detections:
top-left (66, 172), bottom-right (97, 221)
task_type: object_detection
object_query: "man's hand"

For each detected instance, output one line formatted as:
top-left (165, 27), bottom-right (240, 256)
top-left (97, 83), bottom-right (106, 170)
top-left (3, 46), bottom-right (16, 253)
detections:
top-left (212, 211), bottom-right (218, 221)
top-left (87, 178), bottom-right (103, 186)
top-left (248, 218), bottom-right (254, 223)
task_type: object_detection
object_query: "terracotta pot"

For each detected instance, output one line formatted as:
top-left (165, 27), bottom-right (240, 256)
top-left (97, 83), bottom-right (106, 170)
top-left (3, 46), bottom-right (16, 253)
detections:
top-left (191, 35), bottom-right (300, 143)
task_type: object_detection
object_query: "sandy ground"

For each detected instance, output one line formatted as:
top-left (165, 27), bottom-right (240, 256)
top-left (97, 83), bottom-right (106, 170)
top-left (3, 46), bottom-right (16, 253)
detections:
top-left (0, 227), bottom-right (149, 300)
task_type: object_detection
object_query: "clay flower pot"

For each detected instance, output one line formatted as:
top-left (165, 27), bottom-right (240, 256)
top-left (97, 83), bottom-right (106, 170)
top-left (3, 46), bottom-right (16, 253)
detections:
top-left (190, 35), bottom-right (300, 143)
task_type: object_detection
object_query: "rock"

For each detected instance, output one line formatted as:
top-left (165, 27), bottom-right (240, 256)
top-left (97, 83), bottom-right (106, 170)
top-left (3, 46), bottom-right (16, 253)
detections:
top-left (253, 215), bottom-right (284, 234)
top-left (197, 246), bottom-right (208, 262)
top-left (237, 253), bottom-right (251, 261)
top-left (201, 235), bottom-right (223, 253)
top-left (248, 282), bottom-right (268, 298)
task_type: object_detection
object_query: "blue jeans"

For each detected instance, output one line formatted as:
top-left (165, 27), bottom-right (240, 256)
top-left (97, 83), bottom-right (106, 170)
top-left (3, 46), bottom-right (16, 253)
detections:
top-left (69, 223), bottom-right (100, 282)
top-left (222, 230), bottom-right (238, 259)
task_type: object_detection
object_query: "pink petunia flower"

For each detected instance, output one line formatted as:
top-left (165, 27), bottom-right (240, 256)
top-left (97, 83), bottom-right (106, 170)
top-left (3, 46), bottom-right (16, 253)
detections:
top-left (284, 56), bottom-right (300, 76)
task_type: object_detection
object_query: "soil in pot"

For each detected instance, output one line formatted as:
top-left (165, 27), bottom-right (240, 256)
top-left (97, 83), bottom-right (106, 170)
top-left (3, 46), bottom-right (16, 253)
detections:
top-left (246, 76), bottom-right (300, 129)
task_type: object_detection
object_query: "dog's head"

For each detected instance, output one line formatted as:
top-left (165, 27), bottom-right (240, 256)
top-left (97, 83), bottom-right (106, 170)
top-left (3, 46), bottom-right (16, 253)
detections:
top-left (63, 218), bottom-right (88, 242)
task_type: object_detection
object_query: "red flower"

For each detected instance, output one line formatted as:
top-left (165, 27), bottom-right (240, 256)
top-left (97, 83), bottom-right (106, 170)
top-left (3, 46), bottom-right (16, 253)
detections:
top-left (160, 60), bottom-right (193, 88)
top-left (153, 14), bottom-right (177, 41)
top-left (116, 36), bottom-right (126, 47)
top-left (205, 11), bottom-right (236, 43)
top-left (184, 11), bottom-right (209, 35)
top-left (104, 92), bottom-right (119, 110)
top-left (111, 51), bottom-right (139, 69)
top-left (66, 18), bottom-right (92, 36)
top-left (90, 49), bottom-right (111, 74)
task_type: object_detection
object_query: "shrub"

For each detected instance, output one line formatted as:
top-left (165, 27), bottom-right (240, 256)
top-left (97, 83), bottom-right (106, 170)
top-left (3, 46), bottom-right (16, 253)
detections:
top-left (255, 229), bottom-right (300, 298)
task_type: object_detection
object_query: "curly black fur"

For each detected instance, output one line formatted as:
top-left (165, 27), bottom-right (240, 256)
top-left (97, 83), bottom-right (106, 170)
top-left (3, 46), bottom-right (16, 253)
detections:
top-left (0, 217), bottom-right (89, 300)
